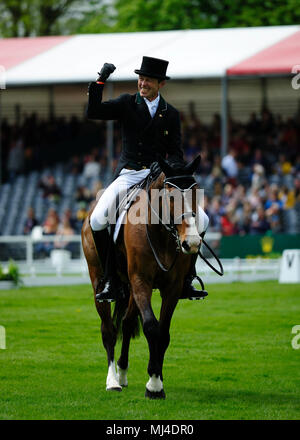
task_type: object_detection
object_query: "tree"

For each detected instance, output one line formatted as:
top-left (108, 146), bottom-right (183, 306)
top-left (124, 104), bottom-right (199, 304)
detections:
top-left (1, 0), bottom-right (299, 37)
top-left (0, 0), bottom-right (84, 37)
top-left (110, 0), bottom-right (300, 32)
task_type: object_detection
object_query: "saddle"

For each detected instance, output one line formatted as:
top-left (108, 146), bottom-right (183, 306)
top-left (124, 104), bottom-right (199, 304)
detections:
top-left (112, 176), bottom-right (149, 243)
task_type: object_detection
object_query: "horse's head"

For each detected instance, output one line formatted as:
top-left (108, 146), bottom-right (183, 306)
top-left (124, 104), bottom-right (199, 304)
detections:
top-left (156, 155), bottom-right (203, 255)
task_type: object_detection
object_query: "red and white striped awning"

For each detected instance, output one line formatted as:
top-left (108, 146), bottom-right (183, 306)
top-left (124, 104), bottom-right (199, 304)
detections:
top-left (227, 29), bottom-right (300, 75)
top-left (0, 25), bottom-right (299, 86)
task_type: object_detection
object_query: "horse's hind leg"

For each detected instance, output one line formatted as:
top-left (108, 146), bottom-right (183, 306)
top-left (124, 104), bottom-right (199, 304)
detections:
top-left (98, 304), bottom-right (122, 392)
top-left (89, 266), bottom-right (121, 392)
top-left (117, 291), bottom-right (140, 387)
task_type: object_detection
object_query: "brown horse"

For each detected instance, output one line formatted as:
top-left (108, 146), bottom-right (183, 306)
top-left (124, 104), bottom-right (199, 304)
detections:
top-left (81, 155), bottom-right (204, 399)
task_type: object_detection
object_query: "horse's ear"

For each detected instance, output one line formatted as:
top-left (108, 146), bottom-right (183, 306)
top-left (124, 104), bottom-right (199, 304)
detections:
top-left (157, 156), bottom-right (174, 177)
top-left (185, 155), bottom-right (201, 175)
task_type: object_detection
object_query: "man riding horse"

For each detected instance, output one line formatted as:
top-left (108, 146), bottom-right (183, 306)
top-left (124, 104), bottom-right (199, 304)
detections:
top-left (86, 56), bottom-right (209, 302)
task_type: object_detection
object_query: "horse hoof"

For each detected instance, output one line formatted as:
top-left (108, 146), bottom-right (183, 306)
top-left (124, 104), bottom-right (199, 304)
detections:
top-left (106, 386), bottom-right (122, 392)
top-left (145, 388), bottom-right (166, 400)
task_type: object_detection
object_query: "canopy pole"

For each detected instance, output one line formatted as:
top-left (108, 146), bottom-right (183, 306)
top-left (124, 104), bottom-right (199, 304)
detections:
top-left (0, 91), bottom-right (2, 184)
top-left (220, 75), bottom-right (228, 159)
top-left (49, 85), bottom-right (54, 119)
top-left (106, 82), bottom-right (114, 181)
top-left (261, 77), bottom-right (267, 112)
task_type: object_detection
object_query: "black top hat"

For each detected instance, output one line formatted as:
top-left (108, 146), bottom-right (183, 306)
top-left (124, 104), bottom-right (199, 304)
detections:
top-left (134, 56), bottom-right (170, 80)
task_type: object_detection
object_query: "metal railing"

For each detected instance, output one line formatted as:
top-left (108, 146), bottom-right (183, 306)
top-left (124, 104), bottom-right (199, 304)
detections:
top-left (0, 233), bottom-right (280, 286)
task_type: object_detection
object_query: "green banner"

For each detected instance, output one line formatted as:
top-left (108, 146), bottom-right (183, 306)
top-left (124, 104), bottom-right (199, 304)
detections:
top-left (220, 233), bottom-right (300, 258)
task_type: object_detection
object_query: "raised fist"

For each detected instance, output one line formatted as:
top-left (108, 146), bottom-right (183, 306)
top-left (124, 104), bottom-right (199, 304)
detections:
top-left (97, 63), bottom-right (116, 82)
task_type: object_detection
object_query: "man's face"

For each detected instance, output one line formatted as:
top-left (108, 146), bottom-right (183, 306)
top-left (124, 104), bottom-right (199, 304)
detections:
top-left (138, 75), bottom-right (165, 101)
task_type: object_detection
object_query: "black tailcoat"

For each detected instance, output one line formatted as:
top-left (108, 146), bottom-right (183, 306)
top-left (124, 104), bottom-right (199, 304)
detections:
top-left (86, 82), bottom-right (185, 177)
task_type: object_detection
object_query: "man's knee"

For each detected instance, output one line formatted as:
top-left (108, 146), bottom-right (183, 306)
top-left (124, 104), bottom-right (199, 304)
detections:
top-left (90, 210), bottom-right (108, 231)
top-left (197, 209), bottom-right (209, 235)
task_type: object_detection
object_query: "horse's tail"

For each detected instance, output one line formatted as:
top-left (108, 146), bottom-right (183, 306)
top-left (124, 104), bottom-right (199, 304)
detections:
top-left (112, 284), bottom-right (141, 340)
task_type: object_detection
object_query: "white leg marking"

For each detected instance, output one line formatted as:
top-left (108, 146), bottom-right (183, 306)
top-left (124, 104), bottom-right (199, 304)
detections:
top-left (106, 361), bottom-right (122, 391)
top-left (117, 365), bottom-right (128, 387)
top-left (146, 375), bottom-right (163, 393)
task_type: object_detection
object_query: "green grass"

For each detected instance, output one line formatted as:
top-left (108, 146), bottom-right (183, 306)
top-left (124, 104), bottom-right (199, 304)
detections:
top-left (0, 281), bottom-right (299, 420)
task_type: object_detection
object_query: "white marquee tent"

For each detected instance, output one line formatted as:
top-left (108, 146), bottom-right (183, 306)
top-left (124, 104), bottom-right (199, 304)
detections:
top-left (1, 25), bottom-right (299, 85)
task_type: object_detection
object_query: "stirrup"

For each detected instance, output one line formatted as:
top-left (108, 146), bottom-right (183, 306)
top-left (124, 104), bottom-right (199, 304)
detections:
top-left (188, 276), bottom-right (208, 300)
top-left (180, 275), bottom-right (208, 301)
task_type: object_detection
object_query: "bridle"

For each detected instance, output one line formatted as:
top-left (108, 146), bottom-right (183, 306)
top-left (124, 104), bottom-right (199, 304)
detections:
top-left (145, 172), bottom-right (224, 276)
top-left (145, 173), bottom-right (198, 272)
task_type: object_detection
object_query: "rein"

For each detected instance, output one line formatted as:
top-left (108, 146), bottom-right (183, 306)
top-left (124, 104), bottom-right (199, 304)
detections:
top-left (145, 174), bottom-right (181, 272)
top-left (144, 173), bottom-right (224, 276)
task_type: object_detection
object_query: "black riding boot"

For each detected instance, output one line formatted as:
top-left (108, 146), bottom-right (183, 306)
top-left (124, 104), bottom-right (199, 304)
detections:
top-left (90, 227), bottom-right (123, 303)
top-left (180, 254), bottom-right (208, 300)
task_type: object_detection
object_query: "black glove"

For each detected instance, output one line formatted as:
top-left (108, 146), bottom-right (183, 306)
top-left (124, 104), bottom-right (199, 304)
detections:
top-left (97, 63), bottom-right (116, 82)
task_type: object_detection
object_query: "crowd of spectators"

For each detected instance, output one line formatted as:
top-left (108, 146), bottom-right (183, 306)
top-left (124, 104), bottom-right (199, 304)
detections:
top-left (1, 106), bottom-right (300, 240)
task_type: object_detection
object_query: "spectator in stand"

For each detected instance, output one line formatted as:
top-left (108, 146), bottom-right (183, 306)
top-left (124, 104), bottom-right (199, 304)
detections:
top-left (76, 202), bottom-right (89, 232)
top-left (248, 187), bottom-right (262, 209)
top-left (43, 208), bottom-right (59, 235)
top-left (35, 208), bottom-right (59, 256)
top-left (198, 149), bottom-right (212, 175)
top-left (39, 175), bottom-right (61, 203)
top-left (294, 155), bottom-right (300, 175)
top-left (75, 185), bottom-right (92, 205)
top-left (294, 177), bottom-right (300, 203)
top-left (221, 148), bottom-right (238, 183)
top-left (251, 163), bottom-right (266, 191)
top-left (221, 183), bottom-right (235, 206)
top-left (23, 207), bottom-right (39, 235)
top-left (62, 208), bottom-right (77, 231)
top-left (184, 135), bottom-right (201, 162)
top-left (264, 186), bottom-right (283, 232)
top-left (207, 196), bottom-right (223, 232)
top-left (250, 207), bottom-right (270, 234)
top-left (83, 151), bottom-right (101, 179)
top-left (67, 155), bottom-right (83, 175)
top-left (278, 186), bottom-right (295, 210)
top-left (277, 154), bottom-right (292, 176)
top-left (238, 201), bottom-right (252, 235)
top-left (220, 206), bottom-right (239, 236)
top-left (54, 216), bottom-right (75, 252)
top-left (7, 133), bottom-right (25, 182)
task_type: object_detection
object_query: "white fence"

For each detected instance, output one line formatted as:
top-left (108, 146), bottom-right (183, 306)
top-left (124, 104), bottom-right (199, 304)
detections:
top-left (0, 233), bottom-right (280, 286)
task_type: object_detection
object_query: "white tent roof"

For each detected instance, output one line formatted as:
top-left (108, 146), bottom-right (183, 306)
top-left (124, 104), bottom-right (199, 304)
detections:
top-left (3, 25), bottom-right (299, 86)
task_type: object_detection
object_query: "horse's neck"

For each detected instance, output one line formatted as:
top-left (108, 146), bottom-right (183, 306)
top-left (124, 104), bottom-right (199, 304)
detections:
top-left (147, 175), bottom-right (176, 252)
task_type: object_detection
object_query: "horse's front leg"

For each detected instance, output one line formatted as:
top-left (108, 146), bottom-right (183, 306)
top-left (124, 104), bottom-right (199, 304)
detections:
top-left (130, 274), bottom-right (165, 399)
top-left (117, 291), bottom-right (139, 388)
top-left (157, 287), bottom-right (180, 382)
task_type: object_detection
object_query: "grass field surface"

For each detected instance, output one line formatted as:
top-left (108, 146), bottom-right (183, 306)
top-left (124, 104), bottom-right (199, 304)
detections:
top-left (0, 281), bottom-right (299, 420)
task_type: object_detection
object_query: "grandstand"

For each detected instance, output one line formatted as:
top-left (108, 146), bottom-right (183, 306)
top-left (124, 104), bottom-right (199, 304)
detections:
top-left (0, 26), bottom-right (299, 279)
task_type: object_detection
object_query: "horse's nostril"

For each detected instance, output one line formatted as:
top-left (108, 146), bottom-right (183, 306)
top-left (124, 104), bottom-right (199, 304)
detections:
top-left (182, 241), bottom-right (190, 252)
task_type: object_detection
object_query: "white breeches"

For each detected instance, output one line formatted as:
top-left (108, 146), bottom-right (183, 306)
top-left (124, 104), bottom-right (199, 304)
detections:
top-left (90, 168), bottom-right (151, 231)
top-left (90, 168), bottom-right (209, 234)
